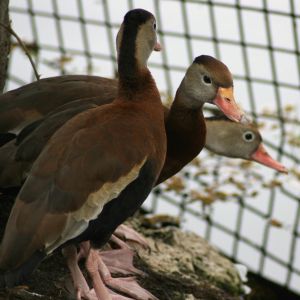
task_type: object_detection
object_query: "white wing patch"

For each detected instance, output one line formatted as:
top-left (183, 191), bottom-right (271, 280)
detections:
top-left (45, 157), bottom-right (147, 253)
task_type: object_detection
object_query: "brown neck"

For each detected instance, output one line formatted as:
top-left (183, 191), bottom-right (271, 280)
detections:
top-left (168, 89), bottom-right (204, 130)
top-left (118, 68), bottom-right (158, 100)
top-left (156, 89), bottom-right (206, 184)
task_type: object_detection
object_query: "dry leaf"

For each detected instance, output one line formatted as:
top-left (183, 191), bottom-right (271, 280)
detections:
top-left (165, 176), bottom-right (185, 193)
top-left (190, 190), bottom-right (215, 205)
top-left (270, 219), bottom-right (283, 228)
top-left (284, 104), bottom-right (295, 112)
top-left (263, 179), bottom-right (282, 188)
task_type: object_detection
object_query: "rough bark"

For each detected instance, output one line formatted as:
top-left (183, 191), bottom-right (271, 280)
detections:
top-left (0, 0), bottom-right (10, 93)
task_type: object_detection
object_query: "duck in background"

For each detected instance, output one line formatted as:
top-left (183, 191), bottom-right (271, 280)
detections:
top-left (204, 115), bottom-right (287, 173)
top-left (0, 9), bottom-right (167, 300)
top-left (0, 75), bottom-right (118, 135)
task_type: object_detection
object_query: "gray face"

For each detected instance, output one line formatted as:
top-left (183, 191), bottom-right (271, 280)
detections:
top-left (205, 119), bottom-right (262, 159)
top-left (181, 59), bottom-right (233, 109)
top-left (135, 18), bottom-right (158, 67)
top-left (182, 64), bottom-right (219, 109)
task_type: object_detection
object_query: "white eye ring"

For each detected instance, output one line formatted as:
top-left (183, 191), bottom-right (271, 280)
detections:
top-left (202, 75), bottom-right (212, 85)
top-left (243, 131), bottom-right (255, 142)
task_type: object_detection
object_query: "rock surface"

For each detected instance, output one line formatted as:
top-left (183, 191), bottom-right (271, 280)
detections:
top-left (0, 193), bottom-right (242, 299)
top-left (130, 217), bottom-right (243, 300)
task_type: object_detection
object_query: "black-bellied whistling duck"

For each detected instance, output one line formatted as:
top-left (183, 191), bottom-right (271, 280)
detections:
top-left (204, 116), bottom-right (288, 173)
top-left (0, 9), bottom-right (167, 300)
top-left (0, 112), bottom-right (287, 194)
top-left (0, 55), bottom-right (247, 189)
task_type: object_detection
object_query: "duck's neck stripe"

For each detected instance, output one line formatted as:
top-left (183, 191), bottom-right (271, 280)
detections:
top-left (118, 22), bottom-right (139, 84)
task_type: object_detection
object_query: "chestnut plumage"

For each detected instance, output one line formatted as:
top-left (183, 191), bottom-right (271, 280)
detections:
top-left (0, 9), bottom-right (166, 290)
top-left (0, 55), bottom-right (248, 189)
top-left (0, 75), bottom-right (117, 134)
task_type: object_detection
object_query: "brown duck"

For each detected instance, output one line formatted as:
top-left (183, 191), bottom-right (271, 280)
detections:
top-left (0, 9), bottom-right (167, 300)
top-left (0, 55), bottom-right (250, 189)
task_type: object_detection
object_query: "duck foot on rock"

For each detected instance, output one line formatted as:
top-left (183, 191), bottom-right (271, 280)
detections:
top-left (62, 245), bottom-right (97, 300)
top-left (78, 239), bottom-right (144, 276)
top-left (95, 248), bottom-right (157, 300)
top-left (69, 243), bottom-right (154, 300)
top-left (113, 224), bottom-right (149, 249)
top-left (100, 247), bottom-right (145, 276)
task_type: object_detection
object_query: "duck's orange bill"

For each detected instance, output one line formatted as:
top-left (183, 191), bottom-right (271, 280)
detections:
top-left (213, 87), bottom-right (245, 123)
top-left (251, 143), bottom-right (288, 173)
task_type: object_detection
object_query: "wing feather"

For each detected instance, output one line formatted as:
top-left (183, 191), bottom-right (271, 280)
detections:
top-left (0, 104), bottom-right (153, 269)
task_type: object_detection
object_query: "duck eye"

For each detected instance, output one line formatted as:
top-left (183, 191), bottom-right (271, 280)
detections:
top-left (202, 75), bottom-right (212, 85)
top-left (243, 131), bottom-right (255, 142)
top-left (153, 23), bottom-right (156, 30)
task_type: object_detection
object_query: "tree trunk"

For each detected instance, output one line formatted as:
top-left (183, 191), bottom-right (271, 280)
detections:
top-left (0, 0), bottom-right (10, 93)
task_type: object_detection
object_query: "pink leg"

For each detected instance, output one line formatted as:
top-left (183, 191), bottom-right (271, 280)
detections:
top-left (78, 241), bottom-right (91, 261)
top-left (63, 244), bottom-right (140, 300)
top-left (96, 255), bottom-right (158, 300)
top-left (78, 239), bottom-right (142, 276)
top-left (62, 245), bottom-right (97, 300)
top-left (86, 249), bottom-right (113, 300)
top-left (100, 248), bottom-right (145, 276)
top-left (110, 234), bottom-right (134, 249)
top-left (78, 236), bottom-right (126, 261)
top-left (113, 224), bottom-right (148, 249)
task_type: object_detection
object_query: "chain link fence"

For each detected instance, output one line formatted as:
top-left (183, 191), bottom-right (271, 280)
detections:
top-left (6, 0), bottom-right (300, 295)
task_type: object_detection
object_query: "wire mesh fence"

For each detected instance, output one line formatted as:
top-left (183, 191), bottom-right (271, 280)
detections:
top-left (5, 0), bottom-right (300, 295)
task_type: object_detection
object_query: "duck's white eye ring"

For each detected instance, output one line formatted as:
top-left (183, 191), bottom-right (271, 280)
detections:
top-left (243, 131), bottom-right (255, 142)
top-left (202, 75), bottom-right (212, 85)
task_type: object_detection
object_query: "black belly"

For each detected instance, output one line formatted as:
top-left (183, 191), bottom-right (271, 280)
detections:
top-left (67, 160), bottom-right (156, 249)
top-left (0, 160), bottom-right (157, 288)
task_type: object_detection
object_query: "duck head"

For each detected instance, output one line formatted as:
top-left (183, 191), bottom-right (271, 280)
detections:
top-left (116, 9), bottom-right (161, 73)
top-left (205, 116), bottom-right (288, 173)
top-left (182, 55), bottom-right (245, 122)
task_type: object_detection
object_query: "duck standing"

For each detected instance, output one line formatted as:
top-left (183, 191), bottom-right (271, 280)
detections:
top-left (0, 8), bottom-right (166, 300)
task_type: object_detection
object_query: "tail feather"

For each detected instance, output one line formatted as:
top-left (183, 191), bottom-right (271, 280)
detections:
top-left (0, 250), bottom-right (45, 288)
